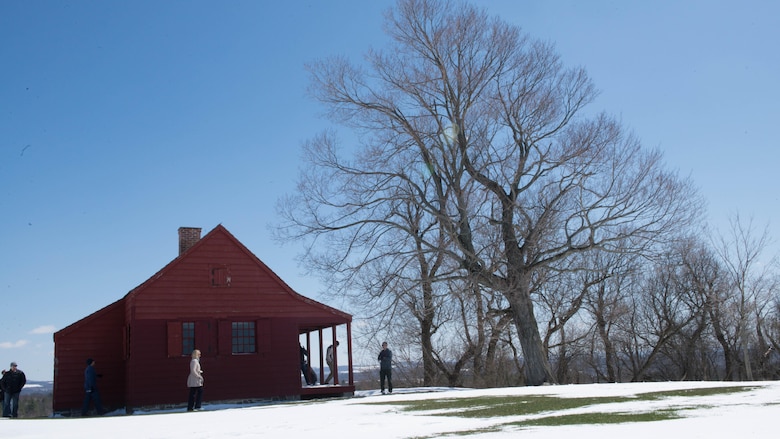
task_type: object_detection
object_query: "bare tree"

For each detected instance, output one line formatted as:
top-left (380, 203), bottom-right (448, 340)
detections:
top-left (535, 256), bottom-right (601, 383)
top-left (276, 127), bottom-right (465, 385)
top-left (282, 0), bottom-right (701, 386)
top-left (712, 214), bottom-right (777, 380)
top-left (576, 249), bottom-right (639, 382)
top-left (620, 254), bottom-right (712, 382)
top-left (673, 237), bottom-right (726, 380)
top-left (763, 296), bottom-right (780, 378)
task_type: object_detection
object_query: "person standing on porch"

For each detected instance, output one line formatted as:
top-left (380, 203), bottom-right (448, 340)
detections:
top-left (324, 341), bottom-right (339, 384)
top-left (300, 344), bottom-right (315, 385)
top-left (186, 349), bottom-right (204, 411)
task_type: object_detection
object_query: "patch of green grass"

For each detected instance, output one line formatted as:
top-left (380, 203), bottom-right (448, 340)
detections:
top-left (406, 409), bottom-right (687, 439)
top-left (371, 385), bottom-right (756, 419)
top-left (378, 394), bottom-right (632, 417)
top-left (407, 410), bottom-right (683, 439)
top-left (369, 385), bottom-right (757, 437)
top-left (639, 385), bottom-right (756, 400)
top-left (515, 409), bottom-right (681, 426)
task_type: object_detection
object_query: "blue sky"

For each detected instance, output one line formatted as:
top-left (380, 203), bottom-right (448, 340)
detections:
top-left (1, 0), bottom-right (778, 381)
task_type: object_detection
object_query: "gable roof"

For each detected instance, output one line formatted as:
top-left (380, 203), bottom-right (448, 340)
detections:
top-left (133, 224), bottom-right (350, 319)
top-left (55, 224), bottom-right (350, 338)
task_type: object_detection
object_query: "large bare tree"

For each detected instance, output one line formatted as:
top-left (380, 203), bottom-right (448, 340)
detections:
top-left (280, 0), bottom-right (701, 386)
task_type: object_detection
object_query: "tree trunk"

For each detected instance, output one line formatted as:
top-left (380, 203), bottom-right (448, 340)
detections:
top-left (507, 289), bottom-right (555, 385)
top-left (710, 310), bottom-right (737, 380)
top-left (595, 314), bottom-right (617, 382)
top-left (420, 309), bottom-right (436, 386)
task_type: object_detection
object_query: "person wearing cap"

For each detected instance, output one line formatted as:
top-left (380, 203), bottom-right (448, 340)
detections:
top-left (0, 362), bottom-right (26, 417)
top-left (81, 358), bottom-right (105, 416)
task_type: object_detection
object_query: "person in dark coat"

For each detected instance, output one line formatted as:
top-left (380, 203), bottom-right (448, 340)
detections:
top-left (81, 358), bottom-right (105, 416)
top-left (1, 362), bottom-right (26, 417)
top-left (300, 344), bottom-right (314, 385)
top-left (378, 342), bottom-right (393, 394)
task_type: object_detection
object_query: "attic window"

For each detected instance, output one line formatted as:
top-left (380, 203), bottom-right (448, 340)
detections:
top-left (211, 265), bottom-right (231, 287)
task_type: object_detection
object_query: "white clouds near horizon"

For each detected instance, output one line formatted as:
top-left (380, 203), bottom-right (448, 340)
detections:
top-left (0, 340), bottom-right (28, 349)
top-left (30, 325), bottom-right (57, 334)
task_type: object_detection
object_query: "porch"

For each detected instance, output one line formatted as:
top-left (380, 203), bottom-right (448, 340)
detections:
top-left (299, 321), bottom-right (355, 399)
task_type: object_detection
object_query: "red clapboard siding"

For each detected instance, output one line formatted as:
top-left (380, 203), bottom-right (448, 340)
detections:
top-left (53, 225), bottom-right (353, 414)
top-left (53, 300), bottom-right (127, 412)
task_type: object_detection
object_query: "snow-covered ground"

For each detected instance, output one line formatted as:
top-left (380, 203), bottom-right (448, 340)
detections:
top-left (3, 381), bottom-right (778, 438)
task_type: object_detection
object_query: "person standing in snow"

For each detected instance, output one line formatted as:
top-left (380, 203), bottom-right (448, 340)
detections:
top-left (187, 349), bottom-right (204, 411)
top-left (324, 341), bottom-right (339, 384)
top-left (378, 342), bottom-right (393, 394)
top-left (81, 358), bottom-right (105, 416)
top-left (1, 361), bottom-right (26, 417)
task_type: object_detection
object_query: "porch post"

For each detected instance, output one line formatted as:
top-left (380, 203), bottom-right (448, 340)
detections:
top-left (346, 322), bottom-right (354, 385)
top-left (318, 329), bottom-right (324, 384)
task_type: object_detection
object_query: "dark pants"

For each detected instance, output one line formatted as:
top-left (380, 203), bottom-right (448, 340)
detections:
top-left (188, 386), bottom-right (203, 411)
top-left (3, 392), bottom-right (20, 418)
top-left (81, 389), bottom-right (104, 416)
top-left (380, 368), bottom-right (393, 393)
top-left (301, 362), bottom-right (311, 384)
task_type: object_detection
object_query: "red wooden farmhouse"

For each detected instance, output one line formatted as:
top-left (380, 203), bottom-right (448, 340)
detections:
top-left (53, 225), bottom-right (354, 415)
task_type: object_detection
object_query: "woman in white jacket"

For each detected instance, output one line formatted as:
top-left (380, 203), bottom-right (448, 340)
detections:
top-left (186, 349), bottom-right (204, 411)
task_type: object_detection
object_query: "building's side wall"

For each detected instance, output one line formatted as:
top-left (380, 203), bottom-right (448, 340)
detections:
top-left (125, 317), bottom-right (301, 408)
top-left (53, 301), bottom-right (126, 413)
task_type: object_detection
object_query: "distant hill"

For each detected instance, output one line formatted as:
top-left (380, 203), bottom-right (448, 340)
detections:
top-left (23, 381), bottom-right (53, 394)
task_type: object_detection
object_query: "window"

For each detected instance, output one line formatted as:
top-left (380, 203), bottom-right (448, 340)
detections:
top-left (211, 265), bottom-right (231, 287)
top-left (232, 321), bottom-right (256, 354)
top-left (182, 322), bottom-right (195, 356)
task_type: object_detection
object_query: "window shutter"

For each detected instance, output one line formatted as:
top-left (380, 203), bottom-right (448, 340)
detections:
top-left (167, 321), bottom-right (182, 358)
top-left (196, 320), bottom-right (217, 357)
top-left (210, 265), bottom-right (231, 287)
top-left (257, 319), bottom-right (271, 354)
top-left (218, 320), bottom-right (232, 356)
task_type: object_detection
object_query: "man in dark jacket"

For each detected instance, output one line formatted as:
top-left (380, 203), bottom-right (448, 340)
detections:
top-left (300, 344), bottom-right (315, 385)
top-left (81, 358), bottom-right (105, 416)
top-left (378, 342), bottom-right (393, 394)
top-left (1, 362), bottom-right (26, 418)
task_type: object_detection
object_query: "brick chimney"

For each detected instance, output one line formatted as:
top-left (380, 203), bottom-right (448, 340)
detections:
top-left (178, 227), bottom-right (202, 255)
